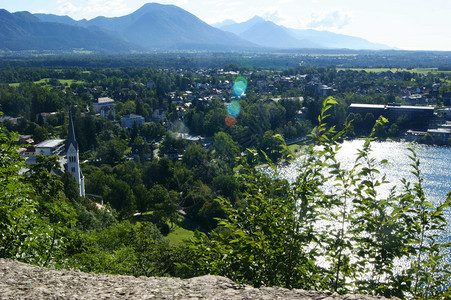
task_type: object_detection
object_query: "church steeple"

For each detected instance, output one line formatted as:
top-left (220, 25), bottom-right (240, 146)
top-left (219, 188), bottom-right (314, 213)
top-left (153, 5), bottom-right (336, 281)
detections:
top-left (67, 110), bottom-right (78, 152)
top-left (66, 110), bottom-right (85, 197)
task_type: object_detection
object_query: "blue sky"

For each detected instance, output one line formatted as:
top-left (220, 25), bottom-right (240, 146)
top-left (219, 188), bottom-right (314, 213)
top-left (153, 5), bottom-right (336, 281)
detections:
top-left (1, 0), bottom-right (450, 51)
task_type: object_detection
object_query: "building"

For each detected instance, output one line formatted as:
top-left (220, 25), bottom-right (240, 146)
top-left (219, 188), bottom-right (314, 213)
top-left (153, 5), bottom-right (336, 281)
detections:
top-left (66, 112), bottom-right (85, 197)
top-left (93, 97), bottom-right (115, 118)
top-left (348, 103), bottom-right (435, 129)
top-left (35, 139), bottom-right (65, 156)
top-left (402, 94), bottom-right (424, 105)
top-left (427, 128), bottom-right (451, 144)
top-left (121, 114), bottom-right (145, 129)
top-left (152, 109), bottom-right (166, 123)
top-left (438, 108), bottom-right (451, 120)
top-left (25, 139), bottom-right (65, 165)
top-left (35, 112), bottom-right (58, 123)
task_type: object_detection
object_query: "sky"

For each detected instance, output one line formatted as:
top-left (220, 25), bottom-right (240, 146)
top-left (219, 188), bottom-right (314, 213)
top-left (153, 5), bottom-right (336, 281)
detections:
top-left (1, 0), bottom-right (451, 51)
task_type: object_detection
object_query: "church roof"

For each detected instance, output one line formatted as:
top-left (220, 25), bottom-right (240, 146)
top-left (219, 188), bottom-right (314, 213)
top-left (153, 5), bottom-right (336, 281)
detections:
top-left (66, 111), bottom-right (78, 152)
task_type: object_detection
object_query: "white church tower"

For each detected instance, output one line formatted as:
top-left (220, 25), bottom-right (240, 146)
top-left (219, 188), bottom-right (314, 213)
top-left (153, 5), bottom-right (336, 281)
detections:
top-left (66, 111), bottom-right (85, 197)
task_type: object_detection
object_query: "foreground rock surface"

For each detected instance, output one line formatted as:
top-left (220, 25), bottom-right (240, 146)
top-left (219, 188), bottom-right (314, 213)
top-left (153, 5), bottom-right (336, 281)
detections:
top-left (1, 259), bottom-right (397, 300)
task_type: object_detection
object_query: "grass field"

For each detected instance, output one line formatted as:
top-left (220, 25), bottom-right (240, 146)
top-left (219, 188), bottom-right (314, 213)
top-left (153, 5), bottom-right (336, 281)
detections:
top-left (165, 224), bottom-right (195, 246)
top-left (8, 78), bottom-right (85, 87)
top-left (288, 143), bottom-right (302, 154)
top-left (337, 67), bottom-right (451, 74)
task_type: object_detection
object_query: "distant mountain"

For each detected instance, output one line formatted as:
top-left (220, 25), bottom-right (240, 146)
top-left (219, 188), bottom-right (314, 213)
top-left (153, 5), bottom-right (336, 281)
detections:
top-left (33, 13), bottom-right (82, 26)
top-left (220, 16), bottom-right (266, 35)
top-left (0, 9), bottom-right (137, 52)
top-left (220, 16), bottom-right (393, 50)
top-left (33, 3), bottom-right (256, 51)
top-left (288, 28), bottom-right (393, 50)
top-left (85, 3), bottom-right (255, 50)
top-left (238, 19), bottom-right (323, 49)
top-left (2, 3), bottom-right (392, 52)
top-left (210, 19), bottom-right (237, 28)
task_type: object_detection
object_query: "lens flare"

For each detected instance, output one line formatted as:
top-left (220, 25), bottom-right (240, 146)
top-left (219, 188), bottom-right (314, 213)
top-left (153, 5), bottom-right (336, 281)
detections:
top-left (233, 76), bottom-right (248, 99)
top-left (227, 100), bottom-right (241, 117)
top-left (225, 115), bottom-right (237, 127)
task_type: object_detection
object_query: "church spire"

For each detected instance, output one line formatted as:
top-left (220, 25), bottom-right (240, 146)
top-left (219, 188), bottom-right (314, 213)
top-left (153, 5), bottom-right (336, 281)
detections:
top-left (66, 109), bottom-right (85, 197)
top-left (67, 110), bottom-right (78, 152)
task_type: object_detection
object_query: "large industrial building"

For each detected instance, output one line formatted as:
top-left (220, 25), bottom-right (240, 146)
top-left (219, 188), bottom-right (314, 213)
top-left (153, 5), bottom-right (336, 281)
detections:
top-left (348, 103), bottom-right (435, 129)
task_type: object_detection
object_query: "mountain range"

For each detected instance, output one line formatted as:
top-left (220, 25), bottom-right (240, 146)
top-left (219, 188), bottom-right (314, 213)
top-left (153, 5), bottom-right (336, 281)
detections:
top-left (0, 2), bottom-right (392, 53)
top-left (216, 16), bottom-right (392, 50)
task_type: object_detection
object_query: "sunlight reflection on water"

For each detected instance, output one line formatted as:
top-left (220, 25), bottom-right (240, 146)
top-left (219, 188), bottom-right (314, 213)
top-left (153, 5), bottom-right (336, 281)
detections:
top-left (282, 140), bottom-right (451, 220)
top-left (334, 140), bottom-right (451, 227)
top-left (279, 140), bottom-right (451, 267)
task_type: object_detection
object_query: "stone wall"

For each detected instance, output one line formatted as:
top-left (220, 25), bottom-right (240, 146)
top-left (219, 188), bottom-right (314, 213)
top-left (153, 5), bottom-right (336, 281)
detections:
top-left (0, 259), bottom-right (398, 299)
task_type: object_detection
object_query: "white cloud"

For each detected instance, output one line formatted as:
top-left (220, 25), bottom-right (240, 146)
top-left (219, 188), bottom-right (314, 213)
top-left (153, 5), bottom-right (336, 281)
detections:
top-left (257, 8), bottom-right (302, 29)
top-left (56, 0), bottom-right (132, 19)
top-left (262, 9), bottom-right (284, 23)
top-left (307, 9), bottom-right (352, 30)
top-left (57, 0), bottom-right (77, 15)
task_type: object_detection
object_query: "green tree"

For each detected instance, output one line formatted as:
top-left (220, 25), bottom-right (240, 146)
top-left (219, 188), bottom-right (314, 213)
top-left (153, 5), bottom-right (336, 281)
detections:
top-left (0, 124), bottom-right (76, 267)
top-left (68, 221), bottom-right (173, 277)
top-left (213, 132), bottom-right (239, 166)
top-left (134, 184), bottom-right (152, 214)
top-left (387, 123), bottom-right (400, 138)
top-left (0, 129), bottom-right (37, 262)
top-left (260, 131), bottom-right (289, 162)
top-left (98, 139), bottom-right (127, 165)
top-left (33, 125), bottom-right (49, 142)
top-left (104, 179), bottom-right (135, 219)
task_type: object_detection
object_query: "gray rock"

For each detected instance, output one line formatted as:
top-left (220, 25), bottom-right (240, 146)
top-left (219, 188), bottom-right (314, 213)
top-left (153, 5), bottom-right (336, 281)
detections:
top-left (0, 259), bottom-right (399, 300)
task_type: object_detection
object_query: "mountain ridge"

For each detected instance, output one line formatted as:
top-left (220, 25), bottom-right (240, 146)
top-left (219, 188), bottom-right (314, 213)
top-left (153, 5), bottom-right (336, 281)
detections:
top-left (218, 16), bottom-right (392, 50)
top-left (0, 9), bottom-right (137, 52)
top-left (0, 3), bottom-right (393, 53)
top-left (32, 3), bottom-right (257, 51)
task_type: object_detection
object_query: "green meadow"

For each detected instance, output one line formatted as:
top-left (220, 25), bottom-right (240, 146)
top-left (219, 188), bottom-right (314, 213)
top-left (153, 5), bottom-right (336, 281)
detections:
top-left (9, 78), bottom-right (85, 87)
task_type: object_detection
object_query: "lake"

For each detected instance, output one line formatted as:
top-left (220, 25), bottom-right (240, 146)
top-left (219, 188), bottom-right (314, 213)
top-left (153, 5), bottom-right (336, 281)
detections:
top-left (280, 139), bottom-right (451, 236)
top-left (280, 140), bottom-right (451, 270)
top-left (336, 140), bottom-right (451, 223)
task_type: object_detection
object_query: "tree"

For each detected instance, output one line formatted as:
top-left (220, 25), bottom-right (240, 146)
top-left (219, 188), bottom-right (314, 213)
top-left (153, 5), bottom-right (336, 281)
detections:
top-left (387, 123), bottom-right (399, 138)
top-left (213, 132), bottom-right (239, 166)
top-left (0, 122), bottom-right (76, 266)
top-left (134, 184), bottom-right (152, 214)
top-left (98, 139), bottom-right (127, 165)
top-left (0, 128), bottom-right (37, 262)
top-left (182, 143), bottom-right (208, 170)
top-left (148, 184), bottom-right (179, 227)
top-left (68, 221), bottom-right (173, 277)
top-left (104, 179), bottom-right (135, 219)
top-left (260, 131), bottom-right (289, 162)
top-left (33, 125), bottom-right (49, 142)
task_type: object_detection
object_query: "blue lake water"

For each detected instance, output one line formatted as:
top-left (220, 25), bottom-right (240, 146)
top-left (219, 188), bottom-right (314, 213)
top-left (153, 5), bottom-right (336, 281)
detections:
top-left (278, 139), bottom-right (451, 277)
top-left (280, 139), bottom-right (451, 238)
top-left (335, 140), bottom-right (451, 225)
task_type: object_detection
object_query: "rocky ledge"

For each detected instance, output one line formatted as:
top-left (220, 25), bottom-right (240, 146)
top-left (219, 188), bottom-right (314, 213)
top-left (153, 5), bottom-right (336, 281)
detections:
top-left (0, 259), bottom-right (398, 299)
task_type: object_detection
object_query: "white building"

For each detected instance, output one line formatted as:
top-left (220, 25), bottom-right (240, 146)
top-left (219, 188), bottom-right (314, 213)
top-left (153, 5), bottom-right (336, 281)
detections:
top-left (34, 139), bottom-right (65, 156)
top-left (93, 97), bottom-right (115, 118)
top-left (121, 114), bottom-right (145, 129)
top-left (25, 139), bottom-right (65, 166)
